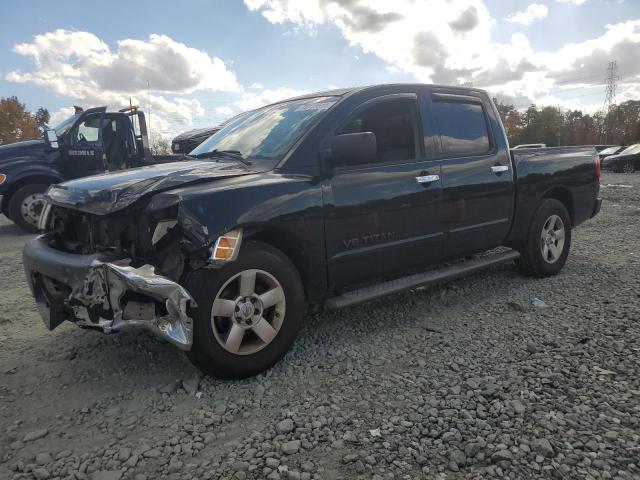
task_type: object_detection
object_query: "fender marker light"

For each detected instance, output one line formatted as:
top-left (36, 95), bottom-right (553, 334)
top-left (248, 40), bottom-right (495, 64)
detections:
top-left (0, 174), bottom-right (6, 184)
top-left (210, 229), bottom-right (243, 262)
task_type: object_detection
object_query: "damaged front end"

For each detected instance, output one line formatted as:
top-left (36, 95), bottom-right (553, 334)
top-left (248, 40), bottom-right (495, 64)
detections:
top-left (23, 237), bottom-right (196, 349)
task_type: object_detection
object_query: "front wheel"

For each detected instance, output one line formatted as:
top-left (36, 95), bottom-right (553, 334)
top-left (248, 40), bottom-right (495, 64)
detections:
top-left (516, 199), bottom-right (572, 277)
top-left (8, 184), bottom-right (49, 233)
top-left (622, 161), bottom-right (636, 174)
top-left (185, 241), bottom-right (304, 379)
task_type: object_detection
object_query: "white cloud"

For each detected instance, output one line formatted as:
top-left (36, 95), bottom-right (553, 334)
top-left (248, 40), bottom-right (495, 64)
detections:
top-left (244, 1), bottom-right (640, 109)
top-left (556, 0), bottom-right (588, 5)
top-left (215, 106), bottom-right (235, 116)
top-left (505, 4), bottom-right (549, 25)
top-left (235, 86), bottom-right (310, 110)
top-left (7, 29), bottom-right (240, 136)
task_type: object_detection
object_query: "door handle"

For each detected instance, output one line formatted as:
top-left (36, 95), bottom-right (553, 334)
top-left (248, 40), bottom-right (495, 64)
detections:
top-left (491, 165), bottom-right (509, 174)
top-left (416, 174), bottom-right (440, 184)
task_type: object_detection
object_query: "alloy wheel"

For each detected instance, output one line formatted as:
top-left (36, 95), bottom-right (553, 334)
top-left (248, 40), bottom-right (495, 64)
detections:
top-left (210, 269), bottom-right (286, 355)
top-left (540, 214), bottom-right (565, 264)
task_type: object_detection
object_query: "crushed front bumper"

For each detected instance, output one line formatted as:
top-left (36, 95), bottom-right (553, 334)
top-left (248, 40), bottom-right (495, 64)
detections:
top-left (22, 237), bottom-right (195, 350)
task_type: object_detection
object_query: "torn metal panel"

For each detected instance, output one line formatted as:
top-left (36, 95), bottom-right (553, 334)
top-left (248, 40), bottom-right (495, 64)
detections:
top-left (71, 262), bottom-right (196, 349)
top-left (23, 237), bottom-right (196, 349)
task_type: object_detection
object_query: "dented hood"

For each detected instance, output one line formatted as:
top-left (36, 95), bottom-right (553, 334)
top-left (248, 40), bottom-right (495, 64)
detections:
top-left (45, 160), bottom-right (251, 215)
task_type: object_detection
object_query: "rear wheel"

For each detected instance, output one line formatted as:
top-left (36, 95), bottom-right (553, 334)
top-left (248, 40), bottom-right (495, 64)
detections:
top-left (8, 184), bottom-right (49, 233)
top-left (516, 199), bottom-right (572, 277)
top-left (185, 241), bottom-right (304, 379)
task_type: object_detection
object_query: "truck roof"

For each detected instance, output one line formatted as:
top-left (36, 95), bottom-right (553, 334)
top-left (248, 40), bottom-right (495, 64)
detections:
top-left (281, 83), bottom-right (487, 103)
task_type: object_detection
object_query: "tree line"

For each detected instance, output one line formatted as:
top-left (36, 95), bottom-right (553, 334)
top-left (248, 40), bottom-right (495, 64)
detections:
top-left (0, 96), bottom-right (50, 145)
top-left (495, 99), bottom-right (640, 148)
top-left (2, 93), bottom-right (639, 149)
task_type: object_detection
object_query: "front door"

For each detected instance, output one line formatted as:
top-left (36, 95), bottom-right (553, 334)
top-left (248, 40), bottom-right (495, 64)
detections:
top-left (59, 107), bottom-right (107, 179)
top-left (430, 93), bottom-right (515, 258)
top-left (323, 94), bottom-right (444, 292)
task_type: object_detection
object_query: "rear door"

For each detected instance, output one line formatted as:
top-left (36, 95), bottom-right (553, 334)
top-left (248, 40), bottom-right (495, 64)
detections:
top-left (323, 93), bottom-right (444, 291)
top-left (431, 93), bottom-right (514, 257)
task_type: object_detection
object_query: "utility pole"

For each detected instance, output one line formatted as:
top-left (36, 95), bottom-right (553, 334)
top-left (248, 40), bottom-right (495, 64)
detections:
top-left (147, 80), bottom-right (151, 135)
top-left (602, 61), bottom-right (618, 143)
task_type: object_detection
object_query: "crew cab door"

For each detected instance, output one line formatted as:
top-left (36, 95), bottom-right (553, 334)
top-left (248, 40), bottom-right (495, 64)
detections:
top-left (323, 93), bottom-right (444, 291)
top-left (430, 93), bottom-right (515, 257)
top-left (59, 107), bottom-right (107, 179)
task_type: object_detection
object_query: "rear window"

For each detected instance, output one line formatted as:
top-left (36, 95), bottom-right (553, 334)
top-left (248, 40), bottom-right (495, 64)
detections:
top-left (433, 101), bottom-right (491, 157)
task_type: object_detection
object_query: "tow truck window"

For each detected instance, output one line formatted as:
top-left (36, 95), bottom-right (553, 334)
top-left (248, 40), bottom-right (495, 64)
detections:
top-left (52, 114), bottom-right (80, 136)
top-left (433, 101), bottom-right (491, 157)
top-left (73, 117), bottom-right (107, 145)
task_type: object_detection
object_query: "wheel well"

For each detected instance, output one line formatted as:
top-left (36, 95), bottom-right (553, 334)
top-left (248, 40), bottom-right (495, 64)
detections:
top-left (2, 175), bottom-right (59, 214)
top-left (245, 228), bottom-right (310, 301)
top-left (543, 187), bottom-right (574, 224)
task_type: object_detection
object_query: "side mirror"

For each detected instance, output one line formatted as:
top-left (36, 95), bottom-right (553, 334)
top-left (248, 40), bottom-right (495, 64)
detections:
top-left (331, 132), bottom-right (377, 166)
top-left (44, 129), bottom-right (59, 149)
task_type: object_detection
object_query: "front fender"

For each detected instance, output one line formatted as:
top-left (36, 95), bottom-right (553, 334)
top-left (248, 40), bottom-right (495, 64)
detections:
top-left (145, 172), bottom-right (327, 301)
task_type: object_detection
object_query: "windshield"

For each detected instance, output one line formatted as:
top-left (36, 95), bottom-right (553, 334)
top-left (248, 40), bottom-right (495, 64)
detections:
top-left (52, 114), bottom-right (80, 136)
top-left (600, 146), bottom-right (620, 155)
top-left (619, 144), bottom-right (640, 155)
top-left (190, 96), bottom-right (339, 164)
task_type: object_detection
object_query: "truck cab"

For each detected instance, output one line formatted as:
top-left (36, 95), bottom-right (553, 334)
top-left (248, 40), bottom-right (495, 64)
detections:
top-left (0, 105), bottom-right (180, 231)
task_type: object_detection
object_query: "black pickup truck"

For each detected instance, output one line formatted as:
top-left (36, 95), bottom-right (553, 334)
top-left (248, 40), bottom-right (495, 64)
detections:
top-left (0, 106), bottom-right (180, 232)
top-left (23, 84), bottom-right (601, 378)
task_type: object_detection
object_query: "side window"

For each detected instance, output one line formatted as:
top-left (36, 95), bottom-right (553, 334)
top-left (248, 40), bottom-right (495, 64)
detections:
top-left (338, 99), bottom-right (417, 164)
top-left (72, 115), bottom-right (102, 145)
top-left (432, 101), bottom-right (491, 157)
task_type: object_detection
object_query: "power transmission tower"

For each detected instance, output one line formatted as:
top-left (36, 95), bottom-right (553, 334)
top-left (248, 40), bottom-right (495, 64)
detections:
top-left (602, 61), bottom-right (618, 143)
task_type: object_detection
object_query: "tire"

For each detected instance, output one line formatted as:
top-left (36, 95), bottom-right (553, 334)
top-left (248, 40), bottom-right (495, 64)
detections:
top-left (622, 161), bottom-right (636, 174)
top-left (516, 199), bottom-right (572, 277)
top-left (185, 241), bottom-right (305, 379)
top-left (8, 184), bottom-right (49, 233)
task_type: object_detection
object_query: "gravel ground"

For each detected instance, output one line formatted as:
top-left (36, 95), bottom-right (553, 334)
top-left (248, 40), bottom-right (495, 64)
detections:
top-left (1, 172), bottom-right (639, 480)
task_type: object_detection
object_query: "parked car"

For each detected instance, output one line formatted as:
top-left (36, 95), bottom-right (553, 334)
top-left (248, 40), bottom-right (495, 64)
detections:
top-left (597, 145), bottom-right (625, 162)
top-left (23, 84), bottom-right (602, 378)
top-left (601, 144), bottom-right (640, 173)
top-left (593, 144), bottom-right (618, 152)
top-left (0, 106), bottom-right (181, 231)
top-left (171, 126), bottom-right (220, 154)
top-left (512, 143), bottom-right (546, 149)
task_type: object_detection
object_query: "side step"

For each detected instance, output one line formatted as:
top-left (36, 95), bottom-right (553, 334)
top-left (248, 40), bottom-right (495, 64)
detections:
top-left (325, 250), bottom-right (520, 310)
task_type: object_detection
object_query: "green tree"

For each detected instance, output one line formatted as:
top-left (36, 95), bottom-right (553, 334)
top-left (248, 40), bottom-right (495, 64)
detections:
top-left (0, 96), bottom-right (40, 145)
top-left (35, 107), bottom-right (50, 133)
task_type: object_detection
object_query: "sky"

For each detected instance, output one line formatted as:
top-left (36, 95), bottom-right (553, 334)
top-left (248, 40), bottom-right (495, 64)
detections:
top-left (0, 0), bottom-right (638, 138)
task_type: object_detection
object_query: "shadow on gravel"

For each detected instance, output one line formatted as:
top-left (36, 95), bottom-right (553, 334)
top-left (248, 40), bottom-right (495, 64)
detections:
top-left (0, 221), bottom-right (31, 237)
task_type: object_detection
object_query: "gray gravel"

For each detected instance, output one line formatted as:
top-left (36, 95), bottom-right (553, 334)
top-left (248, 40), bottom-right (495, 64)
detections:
top-left (1, 171), bottom-right (639, 480)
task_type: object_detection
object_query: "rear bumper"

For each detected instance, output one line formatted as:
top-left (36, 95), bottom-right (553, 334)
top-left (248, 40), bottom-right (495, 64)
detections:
top-left (592, 198), bottom-right (602, 218)
top-left (22, 236), bottom-right (195, 350)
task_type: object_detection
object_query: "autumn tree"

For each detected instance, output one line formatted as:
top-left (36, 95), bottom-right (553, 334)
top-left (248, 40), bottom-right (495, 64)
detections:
top-left (150, 134), bottom-right (172, 155)
top-left (494, 100), bottom-right (640, 148)
top-left (0, 96), bottom-right (40, 145)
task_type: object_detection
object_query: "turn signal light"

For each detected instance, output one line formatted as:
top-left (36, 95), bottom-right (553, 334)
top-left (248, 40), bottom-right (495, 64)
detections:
top-left (211, 229), bottom-right (243, 262)
top-left (0, 174), bottom-right (6, 184)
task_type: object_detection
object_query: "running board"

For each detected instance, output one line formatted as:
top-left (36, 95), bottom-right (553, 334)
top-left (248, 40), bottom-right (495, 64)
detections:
top-left (325, 250), bottom-right (520, 310)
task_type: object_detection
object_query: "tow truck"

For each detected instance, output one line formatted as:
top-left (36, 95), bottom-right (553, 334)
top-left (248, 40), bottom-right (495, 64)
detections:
top-left (0, 105), bottom-right (181, 231)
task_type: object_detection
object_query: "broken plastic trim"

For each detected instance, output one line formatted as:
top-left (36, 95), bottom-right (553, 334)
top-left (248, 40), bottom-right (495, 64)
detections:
top-left (73, 261), bottom-right (196, 350)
